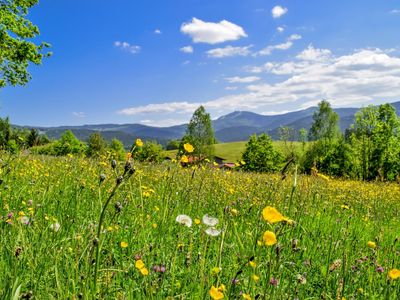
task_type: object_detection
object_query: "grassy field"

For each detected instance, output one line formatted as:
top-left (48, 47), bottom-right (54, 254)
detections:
top-left (164, 141), bottom-right (304, 162)
top-left (0, 152), bottom-right (399, 299)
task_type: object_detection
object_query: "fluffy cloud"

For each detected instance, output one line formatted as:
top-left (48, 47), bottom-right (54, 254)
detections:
top-left (271, 6), bottom-right (288, 18)
top-left (225, 76), bottom-right (260, 83)
top-left (390, 9), bottom-right (400, 14)
top-left (277, 26), bottom-right (285, 33)
top-left (154, 29), bottom-right (162, 34)
top-left (207, 45), bottom-right (252, 58)
top-left (114, 41), bottom-right (141, 54)
top-left (258, 34), bottom-right (301, 56)
top-left (180, 46), bottom-right (194, 54)
top-left (119, 48), bottom-right (400, 124)
top-left (180, 18), bottom-right (247, 44)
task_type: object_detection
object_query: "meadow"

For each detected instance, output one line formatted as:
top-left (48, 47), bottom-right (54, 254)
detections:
top-left (0, 152), bottom-right (399, 299)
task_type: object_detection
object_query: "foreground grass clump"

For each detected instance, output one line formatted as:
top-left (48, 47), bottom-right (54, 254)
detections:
top-left (0, 153), bottom-right (399, 299)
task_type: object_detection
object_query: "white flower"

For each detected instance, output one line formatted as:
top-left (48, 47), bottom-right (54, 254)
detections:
top-left (50, 222), bottom-right (61, 232)
top-left (20, 216), bottom-right (30, 225)
top-left (202, 214), bottom-right (219, 227)
top-left (176, 214), bottom-right (192, 227)
top-left (205, 227), bottom-right (221, 237)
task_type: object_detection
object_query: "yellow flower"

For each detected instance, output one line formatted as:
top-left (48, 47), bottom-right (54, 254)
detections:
top-left (249, 261), bottom-right (256, 268)
top-left (242, 293), bottom-right (252, 300)
top-left (135, 138), bottom-right (144, 147)
top-left (126, 152), bottom-right (132, 159)
top-left (388, 268), bottom-right (400, 280)
top-left (183, 143), bottom-right (194, 153)
top-left (152, 223), bottom-right (157, 229)
top-left (120, 241), bottom-right (128, 248)
top-left (135, 260), bottom-right (145, 270)
top-left (252, 274), bottom-right (260, 282)
top-left (194, 218), bottom-right (201, 225)
top-left (211, 266), bottom-right (221, 276)
top-left (367, 241), bottom-right (376, 249)
top-left (181, 155), bottom-right (189, 163)
top-left (140, 267), bottom-right (149, 276)
top-left (263, 231), bottom-right (277, 246)
top-left (209, 286), bottom-right (224, 300)
top-left (262, 206), bottom-right (287, 223)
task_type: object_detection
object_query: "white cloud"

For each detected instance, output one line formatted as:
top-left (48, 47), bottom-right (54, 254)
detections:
top-left (271, 6), bottom-right (288, 18)
top-left (114, 41), bottom-right (141, 54)
top-left (118, 48), bottom-right (400, 124)
top-left (225, 76), bottom-right (260, 83)
top-left (258, 34), bottom-right (302, 56)
top-left (225, 86), bottom-right (238, 90)
top-left (277, 26), bottom-right (285, 33)
top-left (72, 112), bottom-right (86, 118)
top-left (207, 45), bottom-right (252, 58)
top-left (180, 46), bottom-right (194, 54)
top-left (180, 17), bottom-right (247, 44)
top-left (154, 29), bottom-right (162, 34)
top-left (390, 9), bottom-right (400, 14)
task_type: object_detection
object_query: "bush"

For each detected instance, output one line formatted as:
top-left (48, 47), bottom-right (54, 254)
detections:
top-left (241, 133), bottom-right (283, 172)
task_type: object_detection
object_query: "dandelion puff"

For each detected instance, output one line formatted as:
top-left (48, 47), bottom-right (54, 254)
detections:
top-left (205, 227), bottom-right (221, 237)
top-left (50, 222), bottom-right (61, 232)
top-left (176, 214), bottom-right (192, 227)
top-left (202, 214), bottom-right (219, 227)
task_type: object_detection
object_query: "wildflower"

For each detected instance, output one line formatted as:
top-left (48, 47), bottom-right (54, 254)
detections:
top-left (340, 204), bottom-right (350, 210)
top-left (135, 259), bottom-right (145, 270)
top-left (209, 285), bottom-right (224, 300)
top-left (126, 152), bottom-right (132, 159)
top-left (231, 278), bottom-right (240, 285)
top-left (135, 138), bottom-right (143, 147)
top-left (252, 274), bottom-right (260, 282)
top-left (140, 267), bottom-right (149, 276)
top-left (211, 266), bottom-right (221, 276)
top-left (194, 218), bottom-right (201, 225)
top-left (152, 223), bottom-right (157, 229)
top-left (242, 293), bottom-right (251, 300)
top-left (262, 206), bottom-right (287, 223)
top-left (183, 143), bottom-right (194, 153)
top-left (202, 214), bottom-right (219, 226)
top-left (388, 268), bottom-right (400, 280)
top-left (180, 155), bottom-right (189, 163)
top-left (205, 227), bottom-right (221, 237)
top-left (50, 222), bottom-right (61, 232)
top-left (120, 241), bottom-right (128, 248)
top-left (263, 231), bottom-right (277, 246)
top-left (296, 274), bottom-right (307, 284)
top-left (367, 241), bottom-right (376, 249)
top-left (19, 216), bottom-right (30, 225)
top-left (249, 261), bottom-right (256, 268)
top-left (269, 277), bottom-right (279, 287)
top-left (230, 208), bottom-right (238, 216)
top-left (376, 266), bottom-right (384, 273)
top-left (175, 214), bottom-right (192, 227)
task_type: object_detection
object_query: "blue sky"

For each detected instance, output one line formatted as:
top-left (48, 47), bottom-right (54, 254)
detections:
top-left (1, 0), bottom-right (400, 127)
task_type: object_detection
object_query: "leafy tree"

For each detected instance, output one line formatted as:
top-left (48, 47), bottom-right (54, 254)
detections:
top-left (137, 140), bottom-right (163, 162)
top-left (0, 0), bottom-right (50, 88)
top-left (27, 128), bottom-right (40, 147)
top-left (166, 139), bottom-right (180, 150)
top-left (181, 106), bottom-right (216, 159)
top-left (298, 128), bottom-right (308, 150)
top-left (109, 138), bottom-right (126, 160)
top-left (86, 132), bottom-right (107, 157)
top-left (241, 133), bottom-right (283, 172)
top-left (0, 117), bottom-right (11, 148)
top-left (350, 104), bottom-right (400, 180)
top-left (308, 100), bottom-right (340, 142)
top-left (53, 130), bottom-right (85, 156)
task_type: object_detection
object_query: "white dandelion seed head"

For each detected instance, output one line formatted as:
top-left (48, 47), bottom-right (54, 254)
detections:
top-left (202, 214), bottom-right (219, 227)
top-left (205, 227), bottom-right (221, 237)
top-left (176, 214), bottom-right (192, 227)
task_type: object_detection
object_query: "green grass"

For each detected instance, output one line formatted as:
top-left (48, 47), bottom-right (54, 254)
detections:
top-left (0, 153), bottom-right (399, 298)
top-left (164, 141), bottom-right (305, 162)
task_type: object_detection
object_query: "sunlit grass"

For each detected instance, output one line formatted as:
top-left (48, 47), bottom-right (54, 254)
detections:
top-left (0, 153), bottom-right (399, 298)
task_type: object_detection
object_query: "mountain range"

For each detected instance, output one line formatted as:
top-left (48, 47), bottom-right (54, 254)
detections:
top-left (21, 101), bottom-right (400, 146)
